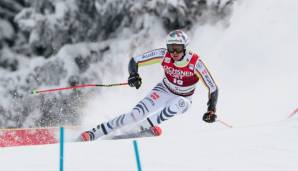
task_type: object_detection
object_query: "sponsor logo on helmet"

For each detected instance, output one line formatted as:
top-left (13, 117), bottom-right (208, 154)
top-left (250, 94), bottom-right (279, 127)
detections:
top-left (167, 39), bottom-right (183, 43)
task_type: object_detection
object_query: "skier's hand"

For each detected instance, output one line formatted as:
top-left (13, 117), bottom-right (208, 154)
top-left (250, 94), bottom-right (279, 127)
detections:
top-left (128, 73), bottom-right (142, 89)
top-left (202, 111), bottom-right (217, 123)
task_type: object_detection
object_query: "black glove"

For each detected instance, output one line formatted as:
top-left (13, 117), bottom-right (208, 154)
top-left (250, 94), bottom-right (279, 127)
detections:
top-left (128, 73), bottom-right (142, 89)
top-left (202, 111), bottom-right (217, 123)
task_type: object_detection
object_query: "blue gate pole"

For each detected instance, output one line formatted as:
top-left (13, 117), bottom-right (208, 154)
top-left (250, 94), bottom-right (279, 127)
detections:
top-left (59, 127), bottom-right (64, 171)
top-left (133, 140), bottom-right (142, 171)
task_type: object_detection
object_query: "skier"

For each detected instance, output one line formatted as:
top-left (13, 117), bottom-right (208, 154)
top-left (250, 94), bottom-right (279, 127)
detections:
top-left (81, 30), bottom-right (218, 141)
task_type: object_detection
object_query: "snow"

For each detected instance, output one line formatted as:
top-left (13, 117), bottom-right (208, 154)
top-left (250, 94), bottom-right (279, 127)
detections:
top-left (0, 119), bottom-right (297, 171)
top-left (1, 0), bottom-right (298, 171)
top-left (0, 19), bottom-right (14, 40)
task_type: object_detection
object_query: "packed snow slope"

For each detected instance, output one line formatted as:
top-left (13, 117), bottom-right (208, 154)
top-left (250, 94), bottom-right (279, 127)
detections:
top-left (1, 0), bottom-right (298, 171)
top-left (0, 119), bottom-right (297, 171)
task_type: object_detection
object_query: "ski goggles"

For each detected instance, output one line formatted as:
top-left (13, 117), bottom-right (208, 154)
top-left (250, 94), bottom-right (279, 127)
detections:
top-left (167, 44), bottom-right (184, 53)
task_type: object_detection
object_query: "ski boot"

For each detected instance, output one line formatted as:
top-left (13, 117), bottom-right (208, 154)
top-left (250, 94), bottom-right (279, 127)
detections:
top-left (80, 131), bottom-right (95, 141)
top-left (150, 126), bottom-right (162, 136)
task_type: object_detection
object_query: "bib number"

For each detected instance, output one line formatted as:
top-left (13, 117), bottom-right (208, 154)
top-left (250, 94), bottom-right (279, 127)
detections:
top-left (173, 78), bottom-right (183, 85)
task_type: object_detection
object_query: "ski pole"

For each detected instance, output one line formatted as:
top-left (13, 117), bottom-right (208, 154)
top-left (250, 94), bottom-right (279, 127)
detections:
top-left (288, 107), bottom-right (298, 118)
top-left (32, 82), bottom-right (128, 94)
top-left (216, 119), bottom-right (233, 128)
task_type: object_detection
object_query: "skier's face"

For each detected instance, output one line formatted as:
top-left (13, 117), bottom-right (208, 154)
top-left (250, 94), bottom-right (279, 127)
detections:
top-left (167, 44), bottom-right (184, 61)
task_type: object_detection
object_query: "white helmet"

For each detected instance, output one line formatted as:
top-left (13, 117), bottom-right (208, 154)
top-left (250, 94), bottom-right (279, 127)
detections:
top-left (166, 30), bottom-right (189, 48)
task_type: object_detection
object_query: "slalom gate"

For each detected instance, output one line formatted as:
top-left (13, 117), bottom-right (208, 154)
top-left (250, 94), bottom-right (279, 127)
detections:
top-left (0, 126), bottom-right (143, 171)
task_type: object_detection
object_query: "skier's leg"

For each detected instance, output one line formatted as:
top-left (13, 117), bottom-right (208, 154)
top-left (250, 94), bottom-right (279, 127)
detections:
top-left (81, 82), bottom-right (172, 141)
top-left (145, 96), bottom-right (192, 128)
top-left (99, 96), bottom-right (192, 140)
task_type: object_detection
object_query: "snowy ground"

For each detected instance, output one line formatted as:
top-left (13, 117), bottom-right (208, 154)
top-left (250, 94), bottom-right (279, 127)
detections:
top-left (0, 0), bottom-right (298, 170)
top-left (0, 118), bottom-right (297, 171)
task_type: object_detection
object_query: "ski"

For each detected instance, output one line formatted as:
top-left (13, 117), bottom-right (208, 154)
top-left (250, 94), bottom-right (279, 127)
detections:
top-left (107, 128), bottom-right (159, 140)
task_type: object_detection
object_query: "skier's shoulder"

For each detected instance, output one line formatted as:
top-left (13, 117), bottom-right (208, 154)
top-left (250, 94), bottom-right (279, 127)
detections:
top-left (185, 49), bottom-right (201, 60)
top-left (189, 50), bottom-right (208, 70)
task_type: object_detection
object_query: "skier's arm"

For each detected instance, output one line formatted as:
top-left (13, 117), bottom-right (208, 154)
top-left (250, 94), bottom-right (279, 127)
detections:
top-left (128, 48), bottom-right (166, 74)
top-left (128, 57), bottom-right (138, 74)
top-left (194, 58), bottom-right (218, 113)
top-left (128, 48), bottom-right (166, 89)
